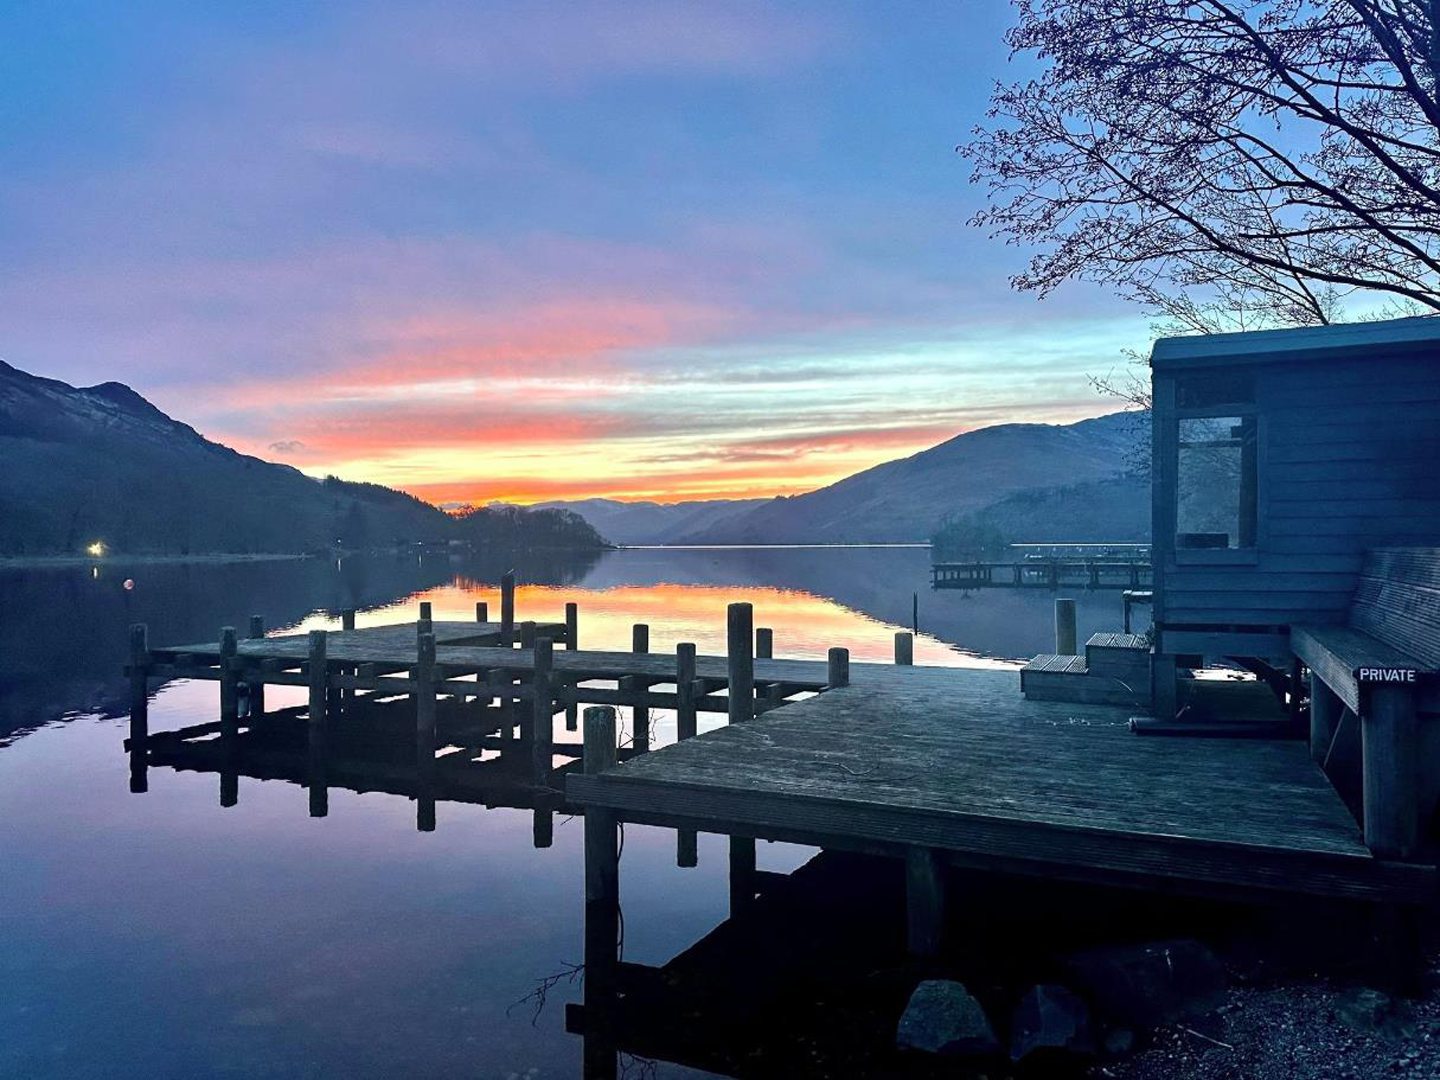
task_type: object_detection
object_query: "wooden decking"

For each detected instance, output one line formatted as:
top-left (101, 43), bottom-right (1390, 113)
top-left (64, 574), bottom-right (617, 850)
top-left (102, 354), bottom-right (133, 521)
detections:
top-left (568, 664), bottom-right (1433, 902)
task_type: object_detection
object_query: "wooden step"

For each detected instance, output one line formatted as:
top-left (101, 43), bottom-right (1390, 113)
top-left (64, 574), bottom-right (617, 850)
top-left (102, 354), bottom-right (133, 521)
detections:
top-left (1085, 632), bottom-right (1151, 679)
top-left (1021, 653), bottom-right (1150, 707)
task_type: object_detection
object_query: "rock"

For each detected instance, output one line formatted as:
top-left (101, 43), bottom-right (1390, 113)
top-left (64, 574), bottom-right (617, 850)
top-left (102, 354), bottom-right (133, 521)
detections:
top-left (1063, 939), bottom-right (1226, 1029)
top-left (1334, 986), bottom-right (1417, 1041)
top-left (896, 979), bottom-right (1000, 1056)
top-left (1010, 984), bottom-right (1094, 1061)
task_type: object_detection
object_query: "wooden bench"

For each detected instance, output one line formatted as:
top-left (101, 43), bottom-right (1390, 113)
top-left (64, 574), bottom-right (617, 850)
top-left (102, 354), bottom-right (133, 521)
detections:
top-left (1292, 548), bottom-right (1440, 860)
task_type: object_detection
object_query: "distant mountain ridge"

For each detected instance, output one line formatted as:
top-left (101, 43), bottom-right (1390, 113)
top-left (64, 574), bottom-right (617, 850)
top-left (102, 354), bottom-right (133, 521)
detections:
top-left (0, 361), bottom-right (605, 556)
top-left (537, 412), bottom-right (1149, 546)
top-left (531, 497), bottom-right (769, 546)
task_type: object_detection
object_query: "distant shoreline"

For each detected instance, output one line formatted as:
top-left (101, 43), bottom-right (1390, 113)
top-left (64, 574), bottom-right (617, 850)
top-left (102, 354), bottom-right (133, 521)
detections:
top-left (0, 553), bottom-right (311, 569)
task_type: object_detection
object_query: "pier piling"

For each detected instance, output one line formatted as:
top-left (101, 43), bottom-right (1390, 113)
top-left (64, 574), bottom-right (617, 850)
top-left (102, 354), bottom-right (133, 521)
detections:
top-left (1054, 598), bottom-right (1078, 656)
top-left (629, 623), bottom-right (650, 752)
top-left (532, 637), bottom-right (555, 783)
top-left (755, 627), bottom-right (773, 660)
top-left (676, 642), bottom-right (699, 868)
top-left (500, 571), bottom-right (516, 640)
top-left (727, 603), bottom-right (755, 724)
top-left (894, 631), bottom-right (914, 666)
top-left (827, 647), bottom-right (850, 689)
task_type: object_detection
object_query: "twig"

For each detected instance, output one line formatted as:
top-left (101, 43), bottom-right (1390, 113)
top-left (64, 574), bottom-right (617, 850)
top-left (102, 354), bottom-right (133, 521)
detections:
top-left (1179, 1025), bottom-right (1234, 1050)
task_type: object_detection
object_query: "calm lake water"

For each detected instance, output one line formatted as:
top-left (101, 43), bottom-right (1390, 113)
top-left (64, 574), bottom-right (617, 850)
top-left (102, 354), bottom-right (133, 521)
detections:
top-left (0, 546), bottom-right (1139, 1079)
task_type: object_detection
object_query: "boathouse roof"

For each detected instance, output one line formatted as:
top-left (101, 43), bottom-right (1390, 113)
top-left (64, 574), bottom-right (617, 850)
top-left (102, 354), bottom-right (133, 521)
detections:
top-left (1151, 314), bottom-right (1440, 369)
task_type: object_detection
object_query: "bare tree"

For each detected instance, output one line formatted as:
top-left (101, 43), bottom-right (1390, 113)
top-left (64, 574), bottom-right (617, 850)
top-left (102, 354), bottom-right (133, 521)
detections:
top-left (965, 0), bottom-right (1440, 332)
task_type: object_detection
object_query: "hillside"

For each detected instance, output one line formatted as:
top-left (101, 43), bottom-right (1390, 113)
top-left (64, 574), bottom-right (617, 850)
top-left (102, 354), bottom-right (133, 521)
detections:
top-left (669, 413), bottom-right (1146, 544)
top-left (532, 497), bottom-right (768, 546)
top-left (0, 361), bottom-right (606, 556)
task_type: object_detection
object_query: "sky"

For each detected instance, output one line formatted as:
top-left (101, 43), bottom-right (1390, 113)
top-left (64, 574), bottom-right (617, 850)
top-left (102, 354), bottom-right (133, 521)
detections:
top-left (0, 2), bottom-right (1145, 505)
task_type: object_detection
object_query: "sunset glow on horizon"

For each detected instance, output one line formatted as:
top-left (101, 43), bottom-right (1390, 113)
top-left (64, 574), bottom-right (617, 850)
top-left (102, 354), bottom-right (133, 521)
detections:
top-left (1, 2), bottom-right (1144, 505)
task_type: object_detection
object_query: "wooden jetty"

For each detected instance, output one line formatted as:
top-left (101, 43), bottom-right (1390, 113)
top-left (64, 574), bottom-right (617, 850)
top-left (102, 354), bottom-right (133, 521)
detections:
top-left (932, 557), bottom-right (1152, 590)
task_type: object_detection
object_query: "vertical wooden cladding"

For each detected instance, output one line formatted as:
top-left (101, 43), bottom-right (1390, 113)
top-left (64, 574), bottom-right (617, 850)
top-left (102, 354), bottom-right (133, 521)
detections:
top-left (1154, 339), bottom-right (1440, 637)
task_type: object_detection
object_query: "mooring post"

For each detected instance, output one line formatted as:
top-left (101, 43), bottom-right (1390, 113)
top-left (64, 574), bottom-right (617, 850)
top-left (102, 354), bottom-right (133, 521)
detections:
top-left (500, 571), bottom-right (516, 641)
top-left (755, 627), bottom-right (773, 660)
top-left (128, 623), bottom-right (150, 793)
top-left (244, 615), bottom-right (267, 718)
top-left (564, 602), bottom-right (580, 731)
top-left (894, 631), bottom-right (914, 666)
top-left (827, 647), bottom-right (850, 689)
top-left (727, 602), bottom-right (755, 724)
top-left (219, 626), bottom-right (239, 733)
top-left (416, 630), bottom-right (437, 832)
top-left (520, 621), bottom-right (537, 648)
top-left (729, 835), bottom-right (758, 917)
top-left (307, 629), bottom-right (329, 816)
top-left (419, 600), bottom-right (432, 621)
top-left (582, 706), bottom-right (619, 899)
top-left (533, 807), bottom-right (553, 849)
top-left (629, 623), bottom-right (650, 752)
top-left (476, 600), bottom-right (488, 624)
top-left (341, 609), bottom-right (356, 632)
top-left (1362, 685), bottom-right (1420, 860)
top-left (905, 846), bottom-right (946, 956)
top-left (675, 642), bottom-right (699, 868)
top-left (912, 591), bottom-right (919, 633)
top-left (582, 702), bottom-right (621, 1080)
top-left (1054, 598), bottom-right (1078, 656)
top-left (532, 636), bottom-right (555, 784)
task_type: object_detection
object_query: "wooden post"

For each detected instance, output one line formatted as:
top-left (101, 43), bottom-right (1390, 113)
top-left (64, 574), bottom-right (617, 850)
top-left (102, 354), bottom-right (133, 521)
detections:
top-left (416, 631), bottom-right (437, 831)
top-left (533, 808), bottom-right (554, 849)
top-left (583, 706), bottom-right (619, 900)
top-left (755, 627), bottom-right (773, 660)
top-left (128, 623), bottom-right (150, 793)
top-left (906, 847), bottom-right (946, 955)
top-left (476, 600), bottom-right (488, 623)
top-left (246, 616), bottom-right (266, 719)
top-left (582, 705), bottom-right (621, 1080)
top-left (219, 626), bottom-right (239, 732)
top-left (307, 630), bottom-right (328, 728)
top-left (1054, 598), bottom-right (1077, 656)
top-left (1152, 653), bottom-right (1178, 721)
top-left (1362, 686), bottom-right (1420, 859)
top-left (630, 623), bottom-right (650, 753)
top-left (912, 592), bottom-right (919, 633)
top-left (500, 571), bottom-right (516, 640)
top-left (419, 600), bottom-right (432, 621)
top-left (341, 609), bottom-right (356, 631)
top-left (827, 647), bottom-right (850, 689)
top-left (565, 602), bottom-right (579, 732)
top-left (729, 835), bottom-right (758, 917)
top-left (1310, 673), bottom-right (1342, 766)
top-left (676, 642), bottom-right (698, 868)
top-left (727, 602), bottom-right (755, 724)
top-left (520, 621), bottom-right (537, 648)
top-left (532, 637), bottom-right (554, 784)
top-left (894, 631), bottom-right (914, 666)
top-left (307, 629), bottom-right (328, 817)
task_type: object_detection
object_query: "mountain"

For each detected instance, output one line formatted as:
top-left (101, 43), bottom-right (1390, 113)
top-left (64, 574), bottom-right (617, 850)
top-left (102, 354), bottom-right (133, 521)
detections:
top-left (532, 497), bottom-right (768, 546)
top-left (0, 361), bottom-right (606, 556)
top-left (665, 412), bottom-right (1147, 544)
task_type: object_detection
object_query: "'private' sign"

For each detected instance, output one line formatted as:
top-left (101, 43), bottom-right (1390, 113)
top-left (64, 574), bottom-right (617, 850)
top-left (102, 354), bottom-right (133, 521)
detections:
top-left (1356, 667), bottom-right (1418, 684)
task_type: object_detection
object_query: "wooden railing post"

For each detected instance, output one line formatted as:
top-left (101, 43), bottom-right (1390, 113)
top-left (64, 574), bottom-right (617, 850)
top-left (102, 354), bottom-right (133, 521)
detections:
top-left (827, 647), bottom-right (850, 689)
top-left (416, 631), bottom-right (437, 831)
top-left (1054, 598), bottom-right (1077, 656)
top-left (500, 571), bottom-right (516, 640)
top-left (727, 603), bottom-right (755, 724)
top-left (1363, 686), bottom-right (1420, 859)
top-left (532, 636), bottom-right (554, 784)
top-left (128, 623), bottom-right (150, 793)
top-left (476, 600), bottom-right (488, 623)
top-left (219, 626), bottom-right (239, 732)
top-left (676, 642), bottom-right (699, 868)
top-left (755, 627), bottom-right (773, 660)
top-left (629, 623), bottom-right (650, 752)
top-left (894, 631), bottom-right (914, 666)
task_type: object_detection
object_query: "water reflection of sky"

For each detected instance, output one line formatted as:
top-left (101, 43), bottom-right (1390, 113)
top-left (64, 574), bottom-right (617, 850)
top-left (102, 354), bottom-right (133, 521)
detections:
top-left (0, 547), bottom-right (1145, 1078)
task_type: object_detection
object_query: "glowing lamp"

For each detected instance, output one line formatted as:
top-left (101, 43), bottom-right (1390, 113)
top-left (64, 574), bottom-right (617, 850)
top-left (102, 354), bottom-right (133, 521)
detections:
top-left (86, 541), bottom-right (107, 557)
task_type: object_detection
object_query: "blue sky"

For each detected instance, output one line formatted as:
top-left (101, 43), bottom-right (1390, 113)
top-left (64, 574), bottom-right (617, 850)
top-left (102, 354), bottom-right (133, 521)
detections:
top-left (0, 1), bottom-right (1143, 502)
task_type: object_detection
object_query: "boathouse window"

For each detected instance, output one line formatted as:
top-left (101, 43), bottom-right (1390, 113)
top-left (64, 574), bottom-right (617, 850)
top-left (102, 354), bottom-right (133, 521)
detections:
top-left (1175, 414), bottom-right (1258, 550)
